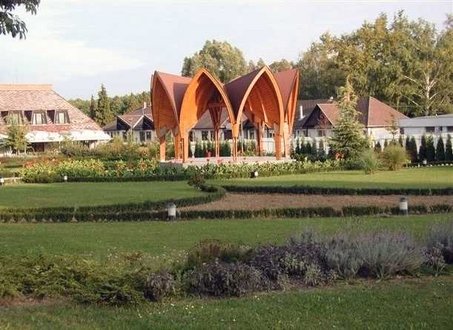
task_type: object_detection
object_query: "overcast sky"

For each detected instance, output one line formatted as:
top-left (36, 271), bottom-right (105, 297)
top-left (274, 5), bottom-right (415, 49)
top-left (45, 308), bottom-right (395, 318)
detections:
top-left (0, 0), bottom-right (451, 99)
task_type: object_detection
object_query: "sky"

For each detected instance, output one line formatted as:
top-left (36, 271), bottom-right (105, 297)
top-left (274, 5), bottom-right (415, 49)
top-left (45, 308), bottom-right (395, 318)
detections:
top-left (0, 0), bottom-right (452, 99)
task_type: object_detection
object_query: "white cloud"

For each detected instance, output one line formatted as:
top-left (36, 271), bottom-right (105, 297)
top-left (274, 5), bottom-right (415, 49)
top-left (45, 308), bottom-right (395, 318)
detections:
top-left (0, 3), bottom-right (145, 84)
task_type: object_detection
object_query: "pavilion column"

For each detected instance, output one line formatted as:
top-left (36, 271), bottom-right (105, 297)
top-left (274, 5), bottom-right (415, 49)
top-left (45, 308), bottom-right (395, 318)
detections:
top-left (274, 126), bottom-right (282, 160)
top-left (282, 122), bottom-right (291, 158)
top-left (159, 135), bottom-right (166, 161)
top-left (181, 131), bottom-right (189, 163)
top-left (232, 123), bottom-right (240, 161)
top-left (256, 122), bottom-right (264, 156)
top-left (174, 132), bottom-right (181, 160)
top-left (214, 128), bottom-right (220, 158)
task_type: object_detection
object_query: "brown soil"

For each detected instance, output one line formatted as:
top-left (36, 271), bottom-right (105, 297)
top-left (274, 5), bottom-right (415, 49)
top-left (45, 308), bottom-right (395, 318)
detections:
top-left (182, 193), bottom-right (453, 211)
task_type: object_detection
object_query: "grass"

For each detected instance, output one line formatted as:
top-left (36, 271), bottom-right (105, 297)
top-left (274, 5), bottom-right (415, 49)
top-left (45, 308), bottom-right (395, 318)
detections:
top-left (212, 167), bottom-right (453, 189)
top-left (1, 276), bottom-right (452, 329)
top-left (0, 181), bottom-right (205, 208)
top-left (0, 214), bottom-right (450, 259)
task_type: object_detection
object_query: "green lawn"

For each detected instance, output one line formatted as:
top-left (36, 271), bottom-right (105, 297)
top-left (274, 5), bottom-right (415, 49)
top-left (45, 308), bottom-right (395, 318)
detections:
top-left (0, 215), bottom-right (449, 259)
top-left (1, 276), bottom-right (452, 329)
top-left (212, 167), bottom-right (453, 189)
top-left (0, 181), bottom-right (205, 208)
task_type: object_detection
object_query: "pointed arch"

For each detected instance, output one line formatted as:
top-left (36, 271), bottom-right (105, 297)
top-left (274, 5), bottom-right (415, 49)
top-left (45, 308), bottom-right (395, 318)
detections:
top-left (179, 69), bottom-right (236, 161)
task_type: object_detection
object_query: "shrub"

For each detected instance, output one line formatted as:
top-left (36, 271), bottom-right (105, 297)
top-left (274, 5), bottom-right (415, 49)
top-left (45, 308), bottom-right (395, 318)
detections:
top-left (381, 144), bottom-right (409, 170)
top-left (426, 221), bottom-right (453, 264)
top-left (423, 246), bottom-right (446, 275)
top-left (186, 262), bottom-right (264, 297)
top-left (187, 173), bottom-right (206, 189)
top-left (325, 233), bottom-right (362, 279)
top-left (185, 240), bottom-right (250, 271)
top-left (143, 271), bottom-right (176, 302)
top-left (355, 231), bottom-right (423, 278)
top-left (358, 149), bottom-right (380, 174)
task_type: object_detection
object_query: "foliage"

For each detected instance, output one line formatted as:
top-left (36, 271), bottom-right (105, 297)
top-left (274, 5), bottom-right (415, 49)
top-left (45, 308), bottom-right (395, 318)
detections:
top-left (446, 134), bottom-right (453, 161)
top-left (425, 136), bottom-right (436, 162)
top-left (94, 84), bottom-right (114, 126)
top-left (426, 221), bottom-right (453, 264)
top-left (358, 149), bottom-right (380, 174)
top-left (297, 11), bottom-right (453, 116)
top-left (0, 115), bottom-right (29, 154)
top-left (436, 138), bottom-right (446, 161)
top-left (0, 0), bottom-right (40, 39)
top-left (405, 136), bottom-right (418, 163)
top-left (186, 261), bottom-right (264, 297)
top-left (381, 144), bottom-right (409, 170)
top-left (181, 40), bottom-right (248, 83)
top-left (184, 240), bottom-right (251, 271)
top-left (329, 79), bottom-right (368, 159)
top-left (143, 271), bottom-right (176, 302)
top-left (187, 172), bottom-right (206, 189)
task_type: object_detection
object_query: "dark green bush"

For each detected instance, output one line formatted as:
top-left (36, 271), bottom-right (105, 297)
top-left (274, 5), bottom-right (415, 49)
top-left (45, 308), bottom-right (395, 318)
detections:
top-left (186, 262), bottom-right (264, 297)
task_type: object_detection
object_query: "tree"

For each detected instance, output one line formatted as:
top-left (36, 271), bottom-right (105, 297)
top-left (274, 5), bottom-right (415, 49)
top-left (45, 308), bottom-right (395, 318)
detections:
top-left (329, 79), bottom-right (368, 159)
top-left (406, 136), bottom-right (418, 163)
top-left (296, 33), bottom-right (345, 99)
top-left (181, 40), bottom-right (248, 83)
top-left (95, 84), bottom-right (113, 126)
top-left (426, 135), bottom-right (436, 162)
top-left (269, 59), bottom-right (294, 72)
top-left (436, 137), bottom-right (446, 161)
top-left (0, 0), bottom-right (40, 39)
top-left (446, 134), bottom-right (453, 161)
top-left (89, 95), bottom-right (96, 119)
top-left (419, 135), bottom-right (427, 161)
top-left (1, 115), bottom-right (28, 153)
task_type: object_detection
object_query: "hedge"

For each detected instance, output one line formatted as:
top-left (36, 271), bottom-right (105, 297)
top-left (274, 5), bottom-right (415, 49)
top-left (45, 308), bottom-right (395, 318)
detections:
top-left (222, 185), bottom-right (453, 196)
top-left (1, 203), bottom-right (451, 223)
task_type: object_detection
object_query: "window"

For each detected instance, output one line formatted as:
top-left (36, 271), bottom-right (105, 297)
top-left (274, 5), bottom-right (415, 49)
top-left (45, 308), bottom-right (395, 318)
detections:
top-left (317, 129), bottom-right (326, 137)
top-left (201, 131), bottom-right (209, 141)
top-left (146, 131), bottom-right (152, 140)
top-left (425, 127), bottom-right (435, 133)
top-left (400, 128), bottom-right (405, 135)
top-left (139, 131), bottom-right (146, 142)
top-left (8, 112), bottom-right (23, 125)
top-left (249, 130), bottom-right (255, 140)
top-left (55, 111), bottom-right (69, 124)
top-left (447, 126), bottom-right (453, 133)
top-left (32, 112), bottom-right (46, 125)
top-left (210, 131), bottom-right (215, 141)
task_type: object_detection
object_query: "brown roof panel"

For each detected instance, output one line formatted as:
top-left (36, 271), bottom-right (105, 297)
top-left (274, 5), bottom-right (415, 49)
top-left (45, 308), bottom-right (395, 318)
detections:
top-left (273, 69), bottom-right (298, 110)
top-left (154, 72), bottom-right (191, 114)
top-left (367, 96), bottom-right (408, 126)
top-left (225, 68), bottom-right (262, 117)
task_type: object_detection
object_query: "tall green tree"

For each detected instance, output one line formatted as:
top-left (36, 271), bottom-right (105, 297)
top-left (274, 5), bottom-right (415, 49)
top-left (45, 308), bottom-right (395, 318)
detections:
top-left (269, 59), bottom-right (294, 72)
top-left (89, 95), bottom-right (96, 119)
top-left (436, 137), bottom-right (445, 161)
top-left (181, 40), bottom-right (248, 83)
top-left (95, 84), bottom-right (113, 126)
top-left (329, 79), bottom-right (368, 159)
top-left (426, 136), bottom-right (436, 162)
top-left (419, 135), bottom-right (427, 161)
top-left (296, 33), bottom-right (345, 99)
top-left (1, 115), bottom-right (28, 153)
top-left (446, 134), bottom-right (453, 161)
top-left (0, 0), bottom-right (40, 39)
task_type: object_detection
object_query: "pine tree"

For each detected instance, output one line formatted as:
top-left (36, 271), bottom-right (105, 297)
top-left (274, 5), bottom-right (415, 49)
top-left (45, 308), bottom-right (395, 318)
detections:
top-left (89, 95), bottom-right (96, 120)
top-left (311, 140), bottom-right (318, 160)
top-left (374, 141), bottom-right (382, 152)
top-left (426, 136), bottom-right (436, 162)
top-left (419, 135), bottom-right (427, 162)
top-left (95, 84), bottom-right (113, 126)
top-left (329, 79), bottom-right (368, 159)
top-left (446, 135), bottom-right (453, 161)
top-left (408, 136), bottom-right (418, 163)
top-left (436, 138), bottom-right (446, 161)
top-left (318, 139), bottom-right (327, 161)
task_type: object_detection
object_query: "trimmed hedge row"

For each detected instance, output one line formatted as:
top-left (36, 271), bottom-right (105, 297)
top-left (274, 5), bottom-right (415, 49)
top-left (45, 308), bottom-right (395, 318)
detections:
top-left (0, 185), bottom-right (226, 222)
top-left (1, 203), bottom-right (451, 223)
top-left (222, 185), bottom-right (453, 196)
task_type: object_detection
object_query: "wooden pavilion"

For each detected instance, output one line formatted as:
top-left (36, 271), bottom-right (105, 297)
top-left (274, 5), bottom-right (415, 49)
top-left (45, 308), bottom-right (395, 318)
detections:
top-left (151, 66), bottom-right (299, 162)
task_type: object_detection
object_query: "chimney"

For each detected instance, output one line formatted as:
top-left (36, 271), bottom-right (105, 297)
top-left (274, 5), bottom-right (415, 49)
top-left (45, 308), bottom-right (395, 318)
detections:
top-left (299, 105), bottom-right (304, 120)
top-left (143, 102), bottom-right (146, 115)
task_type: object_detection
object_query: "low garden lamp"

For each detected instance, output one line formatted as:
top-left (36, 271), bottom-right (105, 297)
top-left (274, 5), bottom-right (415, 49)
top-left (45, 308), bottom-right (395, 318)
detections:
top-left (0, 177), bottom-right (4, 186)
top-left (63, 175), bottom-right (68, 182)
top-left (167, 202), bottom-right (177, 220)
top-left (399, 196), bottom-right (408, 216)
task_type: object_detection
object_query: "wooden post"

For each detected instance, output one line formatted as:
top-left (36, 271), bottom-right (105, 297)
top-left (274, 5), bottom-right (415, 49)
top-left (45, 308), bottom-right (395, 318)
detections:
top-left (174, 132), bottom-right (181, 160)
top-left (181, 132), bottom-right (189, 163)
top-left (274, 130), bottom-right (282, 160)
top-left (282, 122), bottom-right (291, 158)
top-left (214, 128), bottom-right (220, 158)
top-left (159, 135), bottom-right (166, 161)
top-left (256, 122), bottom-right (264, 156)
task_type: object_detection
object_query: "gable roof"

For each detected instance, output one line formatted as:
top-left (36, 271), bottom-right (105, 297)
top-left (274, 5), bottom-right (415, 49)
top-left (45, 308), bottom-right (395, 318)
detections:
top-left (298, 96), bottom-right (408, 129)
top-left (103, 105), bottom-right (153, 131)
top-left (0, 84), bottom-right (104, 134)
